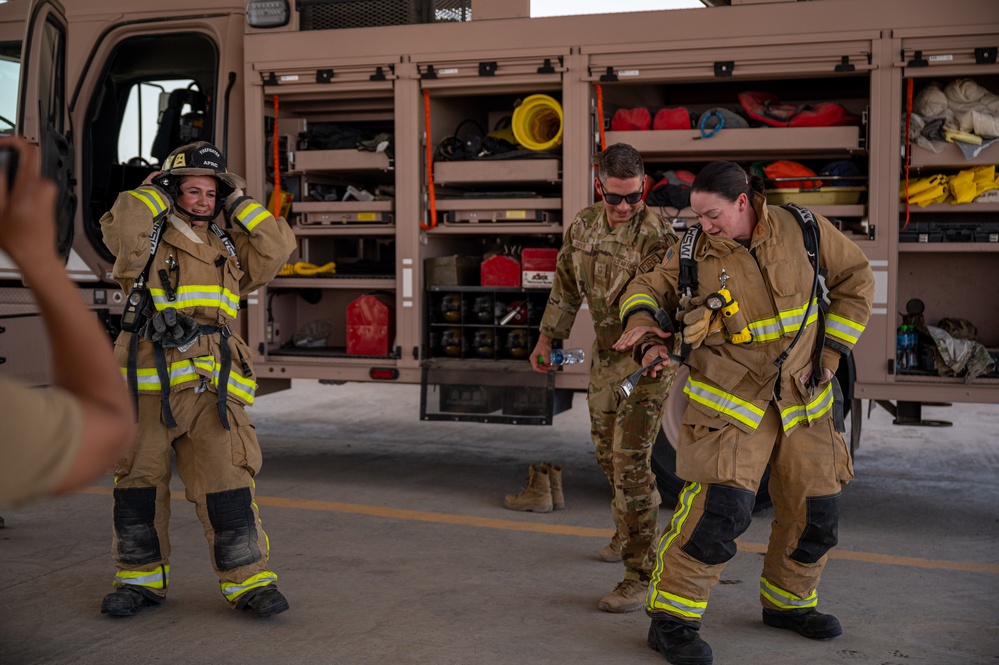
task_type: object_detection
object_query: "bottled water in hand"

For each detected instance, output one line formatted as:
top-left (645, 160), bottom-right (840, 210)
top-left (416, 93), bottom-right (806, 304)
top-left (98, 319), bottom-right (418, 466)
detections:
top-left (547, 348), bottom-right (586, 366)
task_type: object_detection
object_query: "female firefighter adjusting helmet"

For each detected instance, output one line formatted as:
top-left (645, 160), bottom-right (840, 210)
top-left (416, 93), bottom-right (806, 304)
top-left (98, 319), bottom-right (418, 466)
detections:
top-left (153, 141), bottom-right (247, 222)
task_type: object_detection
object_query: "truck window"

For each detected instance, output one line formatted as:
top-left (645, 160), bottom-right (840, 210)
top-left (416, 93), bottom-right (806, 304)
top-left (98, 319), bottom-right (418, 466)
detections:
top-left (118, 79), bottom-right (201, 167)
top-left (0, 41), bottom-right (19, 134)
top-left (83, 32), bottom-right (217, 263)
top-left (37, 16), bottom-right (65, 136)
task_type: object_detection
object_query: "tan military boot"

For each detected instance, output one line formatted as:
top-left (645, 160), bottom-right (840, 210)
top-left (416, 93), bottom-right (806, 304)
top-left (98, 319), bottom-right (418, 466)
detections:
top-left (598, 578), bottom-right (649, 613)
top-left (541, 461), bottom-right (565, 510)
top-left (599, 533), bottom-right (623, 562)
top-left (503, 464), bottom-right (553, 513)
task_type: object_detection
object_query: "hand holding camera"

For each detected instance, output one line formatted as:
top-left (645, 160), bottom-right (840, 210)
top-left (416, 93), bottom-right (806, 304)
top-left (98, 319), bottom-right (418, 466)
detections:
top-left (0, 137), bottom-right (58, 266)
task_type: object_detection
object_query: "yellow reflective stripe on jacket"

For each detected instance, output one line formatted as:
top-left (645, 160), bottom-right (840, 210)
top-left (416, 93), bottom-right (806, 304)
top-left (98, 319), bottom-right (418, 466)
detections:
top-left (777, 297), bottom-right (819, 335)
top-left (128, 187), bottom-right (168, 218)
top-left (779, 380), bottom-right (834, 432)
top-left (746, 315), bottom-right (783, 342)
top-left (620, 292), bottom-right (659, 319)
top-left (648, 482), bottom-right (708, 619)
top-left (222, 571), bottom-right (278, 602)
top-left (745, 297), bottom-right (819, 343)
top-left (149, 285), bottom-right (240, 318)
top-left (235, 201), bottom-right (272, 233)
top-left (683, 377), bottom-right (766, 430)
top-left (114, 564), bottom-right (170, 590)
top-left (825, 312), bottom-right (866, 345)
top-left (760, 576), bottom-right (818, 610)
top-left (122, 356), bottom-right (256, 405)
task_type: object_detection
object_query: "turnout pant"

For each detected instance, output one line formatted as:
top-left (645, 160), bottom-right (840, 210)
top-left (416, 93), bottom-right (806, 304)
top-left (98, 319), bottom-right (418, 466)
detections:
top-left (110, 390), bottom-right (277, 606)
top-left (647, 402), bottom-right (853, 621)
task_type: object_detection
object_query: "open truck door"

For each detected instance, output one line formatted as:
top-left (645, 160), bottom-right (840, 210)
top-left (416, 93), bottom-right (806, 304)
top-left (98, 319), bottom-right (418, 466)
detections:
top-left (60, 1), bottom-right (245, 285)
top-left (16, 0), bottom-right (74, 262)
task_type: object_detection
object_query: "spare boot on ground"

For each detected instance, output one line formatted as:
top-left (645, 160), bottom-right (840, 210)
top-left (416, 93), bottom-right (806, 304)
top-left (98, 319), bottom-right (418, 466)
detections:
top-left (540, 461), bottom-right (565, 510)
top-left (503, 464), bottom-right (553, 513)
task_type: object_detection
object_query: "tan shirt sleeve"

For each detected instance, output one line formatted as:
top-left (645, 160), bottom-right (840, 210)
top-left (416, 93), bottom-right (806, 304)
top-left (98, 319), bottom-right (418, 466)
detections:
top-left (0, 376), bottom-right (84, 506)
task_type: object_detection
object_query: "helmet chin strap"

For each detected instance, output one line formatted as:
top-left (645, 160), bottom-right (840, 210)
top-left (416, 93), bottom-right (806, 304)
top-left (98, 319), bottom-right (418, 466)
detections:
top-left (176, 201), bottom-right (224, 223)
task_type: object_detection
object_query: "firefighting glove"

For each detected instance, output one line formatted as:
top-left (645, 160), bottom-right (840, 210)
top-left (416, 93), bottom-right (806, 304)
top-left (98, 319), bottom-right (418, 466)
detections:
top-left (678, 294), bottom-right (706, 315)
top-left (143, 307), bottom-right (202, 348)
top-left (703, 313), bottom-right (726, 346)
top-left (144, 175), bottom-right (175, 208)
top-left (682, 306), bottom-right (714, 349)
top-left (224, 188), bottom-right (251, 223)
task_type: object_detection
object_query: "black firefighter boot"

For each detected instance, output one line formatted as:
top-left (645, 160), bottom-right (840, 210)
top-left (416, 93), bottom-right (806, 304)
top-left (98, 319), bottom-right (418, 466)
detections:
top-left (237, 585), bottom-right (290, 618)
top-left (647, 617), bottom-right (713, 665)
top-left (762, 607), bottom-right (843, 639)
top-left (100, 586), bottom-right (162, 617)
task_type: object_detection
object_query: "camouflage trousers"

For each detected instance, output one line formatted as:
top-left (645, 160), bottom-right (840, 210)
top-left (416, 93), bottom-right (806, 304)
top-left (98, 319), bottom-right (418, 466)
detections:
top-left (588, 359), bottom-right (674, 581)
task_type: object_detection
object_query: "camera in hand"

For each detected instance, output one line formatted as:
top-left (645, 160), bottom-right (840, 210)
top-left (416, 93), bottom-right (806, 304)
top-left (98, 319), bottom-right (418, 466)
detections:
top-left (0, 146), bottom-right (19, 191)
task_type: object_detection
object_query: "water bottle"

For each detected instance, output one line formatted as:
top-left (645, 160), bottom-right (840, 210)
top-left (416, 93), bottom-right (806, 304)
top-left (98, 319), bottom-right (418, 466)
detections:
top-left (906, 325), bottom-right (920, 371)
top-left (896, 325), bottom-right (909, 371)
top-left (548, 348), bottom-right (586, 366)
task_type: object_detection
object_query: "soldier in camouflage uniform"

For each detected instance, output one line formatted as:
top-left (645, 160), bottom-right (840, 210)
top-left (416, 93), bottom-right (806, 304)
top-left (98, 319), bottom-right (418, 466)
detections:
top-left (530, 143), bottom-right (679, 613)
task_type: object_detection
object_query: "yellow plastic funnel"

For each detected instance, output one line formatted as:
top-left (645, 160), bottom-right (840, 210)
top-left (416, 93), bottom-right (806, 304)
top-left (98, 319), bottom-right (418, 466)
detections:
top-left (512, 94), bottom-right (563, 151)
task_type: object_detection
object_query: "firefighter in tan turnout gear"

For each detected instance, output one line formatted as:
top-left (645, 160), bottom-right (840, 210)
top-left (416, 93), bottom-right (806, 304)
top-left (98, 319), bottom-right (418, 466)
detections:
top-left (615, 161), bottom-right (874, 664)
top-left (99, 142), bottom-right (296, 618)
top-left (528, 143), bottom-right (678, 613)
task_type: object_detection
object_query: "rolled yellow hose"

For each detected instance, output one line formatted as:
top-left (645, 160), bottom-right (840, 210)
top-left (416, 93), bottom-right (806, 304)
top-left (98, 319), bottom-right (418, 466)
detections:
top-left (512, 94), bottom-right (563, 151)
top-left (279, 261), bottom-right (337, 276)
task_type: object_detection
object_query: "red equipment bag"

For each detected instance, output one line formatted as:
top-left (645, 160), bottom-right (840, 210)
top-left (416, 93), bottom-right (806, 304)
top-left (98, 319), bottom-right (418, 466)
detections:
top-left (611, 107), bottom-right (652, 131)
top-left (738, 91), bottom-right (861, 127)
top-left (652, 107), bottom-right (697, 130)
top-left (763, 160), bottom-right (823, 189)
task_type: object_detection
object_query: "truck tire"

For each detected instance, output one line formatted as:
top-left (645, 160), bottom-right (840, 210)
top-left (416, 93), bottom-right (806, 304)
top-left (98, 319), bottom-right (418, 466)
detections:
top-left (653, 356), bottom-right (857, 513)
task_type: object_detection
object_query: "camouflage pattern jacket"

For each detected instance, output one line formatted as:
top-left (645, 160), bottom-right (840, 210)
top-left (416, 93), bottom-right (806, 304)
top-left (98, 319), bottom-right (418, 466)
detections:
top-left (540, 202), bottom-right (678, 384)
top-left (620, 193), bottom-right (874, 435)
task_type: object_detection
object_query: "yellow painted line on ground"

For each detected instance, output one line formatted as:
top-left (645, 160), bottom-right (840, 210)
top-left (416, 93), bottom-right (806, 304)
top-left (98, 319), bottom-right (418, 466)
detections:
top-left (81, 486), bottom-right (999, 575)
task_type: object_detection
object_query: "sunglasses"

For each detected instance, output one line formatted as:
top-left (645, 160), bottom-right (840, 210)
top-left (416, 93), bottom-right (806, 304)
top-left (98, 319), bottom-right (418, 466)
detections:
top-left (599, 180), bottom-right (644, 205)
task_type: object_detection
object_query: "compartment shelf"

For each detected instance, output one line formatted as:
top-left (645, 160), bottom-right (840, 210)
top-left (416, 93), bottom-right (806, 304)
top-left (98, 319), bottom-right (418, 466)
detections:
top-left (294, 225), bottom-right (396, 236)
top-left (605, 126), bottom-right (863, 159)
top-left (647, 204), bottom-right (866, 219)
top-left (292, 148), bottom-right (392, 173)
top-left (293, 199), bottom-right (394, 227)
top-left (898, 242), bottom-right (999, 252)
top-left (433, 159), bottom-right (561, 185)
top-left (909, 142), bottom-right (999, 168)
top-left (270, 277), bottom-right (396, 289)
top-left (426, 223), bottom-right (563, 235)
top-left (900, 202), bottom-right (999, 213)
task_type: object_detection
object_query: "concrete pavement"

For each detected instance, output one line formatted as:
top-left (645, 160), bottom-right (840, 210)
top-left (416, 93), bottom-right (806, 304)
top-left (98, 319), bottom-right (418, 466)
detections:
top-left (1, 381), bottom-right (997, 664)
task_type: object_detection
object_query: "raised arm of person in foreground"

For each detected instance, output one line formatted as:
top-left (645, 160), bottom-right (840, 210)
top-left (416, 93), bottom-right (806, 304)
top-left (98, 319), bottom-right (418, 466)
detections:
top-left (0, 136), bottom-right (135, 501)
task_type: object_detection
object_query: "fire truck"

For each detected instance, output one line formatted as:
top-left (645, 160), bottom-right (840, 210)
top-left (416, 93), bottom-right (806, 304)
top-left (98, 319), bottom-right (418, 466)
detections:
top-left (1, 0), bottom-right (997, 461)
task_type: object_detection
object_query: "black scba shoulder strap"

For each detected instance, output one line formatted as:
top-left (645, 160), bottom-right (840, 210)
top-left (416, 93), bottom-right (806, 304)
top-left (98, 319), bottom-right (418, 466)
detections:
top-left (676, 204), bottom-right (826, 394)
top-left (776, 203), bottom-right (825, 396)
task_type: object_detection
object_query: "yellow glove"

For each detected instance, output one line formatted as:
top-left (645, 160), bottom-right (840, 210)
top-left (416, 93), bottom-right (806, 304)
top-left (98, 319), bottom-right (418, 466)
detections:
top-left (682, 306), bottom-right (714, 349)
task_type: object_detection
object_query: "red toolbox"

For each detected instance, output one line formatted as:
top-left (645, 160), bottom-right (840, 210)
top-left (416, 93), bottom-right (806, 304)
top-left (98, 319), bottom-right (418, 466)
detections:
top-left (346, 293), bottom-right (395, 356)
top-left (521, 248), bottom-right (557, 287)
